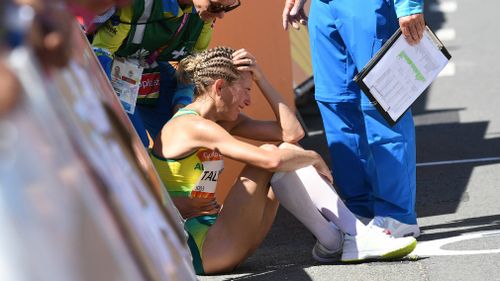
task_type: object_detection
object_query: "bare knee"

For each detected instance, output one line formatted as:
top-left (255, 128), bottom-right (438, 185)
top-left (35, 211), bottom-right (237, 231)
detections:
top-left (238, 163), bottom-right (274, 188)
top-left (260, 143), bottom-right (279, 151)
top-left (278, 142), bottom-right (303, 150)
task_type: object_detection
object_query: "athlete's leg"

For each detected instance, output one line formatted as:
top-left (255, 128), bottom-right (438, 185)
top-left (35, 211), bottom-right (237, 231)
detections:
top-left (269, 156), bottom-right (417, 263)
top-left (242, 145), bottom-right (282, 254)
top-left (202, 146), bottom-right (279, 274)
top-left (265, 143), bottom-right (342, 250)
top-left (271, 170), bottom-right (344, 251)
top-left (247, 188), bottom-right (279, 255)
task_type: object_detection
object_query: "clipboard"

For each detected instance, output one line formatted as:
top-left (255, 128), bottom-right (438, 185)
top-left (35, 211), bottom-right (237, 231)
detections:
top-left (354, 25), bottom-right (452, 125)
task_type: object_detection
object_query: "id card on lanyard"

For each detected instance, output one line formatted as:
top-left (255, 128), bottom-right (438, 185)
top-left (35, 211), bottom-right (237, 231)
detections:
top-left (111, 57), bottom-right (143, 114)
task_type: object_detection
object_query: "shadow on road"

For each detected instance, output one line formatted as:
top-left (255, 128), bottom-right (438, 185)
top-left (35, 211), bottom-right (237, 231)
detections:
top-left (415, 120), bottom-right (500, 217)
top-left (418, 214), bottom-right (500, 241)
top-left (412, 0), bottom-right (500, 217)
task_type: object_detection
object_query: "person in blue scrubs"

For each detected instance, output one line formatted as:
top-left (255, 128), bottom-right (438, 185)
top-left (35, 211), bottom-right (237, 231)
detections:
top-left (282, 0), bottom-right (425, 238)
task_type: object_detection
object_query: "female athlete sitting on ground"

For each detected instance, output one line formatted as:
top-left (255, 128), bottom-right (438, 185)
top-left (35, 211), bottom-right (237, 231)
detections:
top-left (150, 46), bottom-right (417, 275)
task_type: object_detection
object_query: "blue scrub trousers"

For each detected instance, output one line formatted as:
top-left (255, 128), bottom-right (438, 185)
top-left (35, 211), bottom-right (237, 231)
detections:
top-left (309, 0), bottom-right (417, 224)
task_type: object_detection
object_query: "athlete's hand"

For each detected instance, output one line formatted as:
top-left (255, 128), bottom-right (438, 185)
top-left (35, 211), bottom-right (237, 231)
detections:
top-left (399, 13), bottom-right (425, 46)
top-left (280, 143), bottom-right (334, 184)
top-left (313, 155), bottom-right (333, 184)
top-left (173, 197), bottom-right (220, 219)
top-left (192, 0), bottom-right (228, 21)
top-left (282, 0), bottom-right (308, 30)
top-left (232, 48), bottom-right (263, 81)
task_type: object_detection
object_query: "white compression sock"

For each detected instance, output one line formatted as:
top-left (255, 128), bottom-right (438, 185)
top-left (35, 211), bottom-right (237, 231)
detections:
top-left (271, 172), bottom-right (343, 251)
top-left (271, 166), bottom-right (367, 236)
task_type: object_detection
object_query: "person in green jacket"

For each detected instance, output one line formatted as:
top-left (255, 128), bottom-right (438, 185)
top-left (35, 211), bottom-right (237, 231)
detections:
top-left (93, 0), bottom-right (240, 146)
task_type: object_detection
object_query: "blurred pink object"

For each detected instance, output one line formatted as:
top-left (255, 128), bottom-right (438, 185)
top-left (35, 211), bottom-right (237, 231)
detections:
top-left (65, 0), bottom-right (130, 31)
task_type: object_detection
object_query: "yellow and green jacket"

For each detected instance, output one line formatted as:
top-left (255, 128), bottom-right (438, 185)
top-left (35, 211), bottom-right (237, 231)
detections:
top-left (93, 0), bottom-right (212, 104)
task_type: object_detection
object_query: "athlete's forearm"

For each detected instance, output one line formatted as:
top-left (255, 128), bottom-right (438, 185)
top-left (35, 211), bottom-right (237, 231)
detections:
top-left (256, 76), bottom-right (304, 143)
top-left (271, 148), bottom-right (321, 172)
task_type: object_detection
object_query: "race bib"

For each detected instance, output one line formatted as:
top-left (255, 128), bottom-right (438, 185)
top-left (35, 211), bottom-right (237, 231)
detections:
top-left (190, 150), bottom-right (224, 199)
top-left (111, 57), bottom-right (143, 114)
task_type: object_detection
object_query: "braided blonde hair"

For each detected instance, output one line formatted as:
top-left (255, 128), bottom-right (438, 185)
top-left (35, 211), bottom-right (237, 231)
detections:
top-left (177, 46), bottom-right (240, 97)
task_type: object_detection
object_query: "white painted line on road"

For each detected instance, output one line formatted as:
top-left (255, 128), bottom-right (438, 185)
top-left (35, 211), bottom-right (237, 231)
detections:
top-left (308, 130), bottom-right (324, 136)
top-left (413, 230), bottom-right (500, 256)
top-left (417, 157), bottom-right (500, 167)
top-left (429, 1), bottom-right (458, 13)
top-left (438, 62), bottom-right (455, 77)
top-left (435, 28), bottom-right (456, 41)
top-left (229, 264), bottom-right (296, 280)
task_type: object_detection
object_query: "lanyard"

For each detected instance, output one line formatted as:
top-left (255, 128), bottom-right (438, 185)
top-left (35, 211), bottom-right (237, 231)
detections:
top-left (146, 13), bottom-right (190, 65)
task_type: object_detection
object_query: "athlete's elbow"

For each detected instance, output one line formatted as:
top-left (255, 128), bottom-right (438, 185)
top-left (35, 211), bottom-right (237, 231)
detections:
top-left (283, 131), bottom-right (305, 144)
top-left (283, 126), bottom-right (305, 143)
top-left (257, 144), bottom-right (282, 171)
top-left (262, 154), bottom-right (282, 171)
top-left (262, 151), bottom-right (282, 172)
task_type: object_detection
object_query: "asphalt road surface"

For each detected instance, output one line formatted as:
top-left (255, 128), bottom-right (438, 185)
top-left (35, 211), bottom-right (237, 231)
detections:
top-left (200, 1), bottom-right (500, 280)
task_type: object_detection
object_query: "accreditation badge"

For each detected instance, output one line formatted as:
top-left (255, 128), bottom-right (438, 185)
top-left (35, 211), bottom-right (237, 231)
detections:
top-left (111, 57), bottom-right (143, 114)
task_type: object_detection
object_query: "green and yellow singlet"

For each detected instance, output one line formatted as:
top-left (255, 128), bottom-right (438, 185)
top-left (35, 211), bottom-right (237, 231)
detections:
top-left (150, 109), bottom-right (224, 198)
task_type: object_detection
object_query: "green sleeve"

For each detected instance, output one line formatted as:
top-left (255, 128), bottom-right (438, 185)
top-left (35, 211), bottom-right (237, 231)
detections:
top-left (92, 6), bottom-right (134, 55)
top-left (193, 21), bottom-right (213, 52)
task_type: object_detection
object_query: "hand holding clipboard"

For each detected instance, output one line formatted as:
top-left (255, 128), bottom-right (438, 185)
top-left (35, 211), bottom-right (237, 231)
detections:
top-left (354, 26), bottom-right (452, 125)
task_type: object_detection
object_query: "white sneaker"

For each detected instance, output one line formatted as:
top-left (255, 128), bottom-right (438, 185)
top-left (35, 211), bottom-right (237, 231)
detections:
top-left (312, 239), bottom-right (343, 262)
top-left (341, 229), bottom-right (417, 262)
top-left (368, 216), bottom-right (421, 238)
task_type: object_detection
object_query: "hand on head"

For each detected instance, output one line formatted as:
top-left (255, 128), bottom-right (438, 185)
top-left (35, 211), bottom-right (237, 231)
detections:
top-left (192, 0), bottom-right (240, 21)
top-left (232, 48), bottom-right (263, 81)
top-left (282, 0), bottom-right (308, 30)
